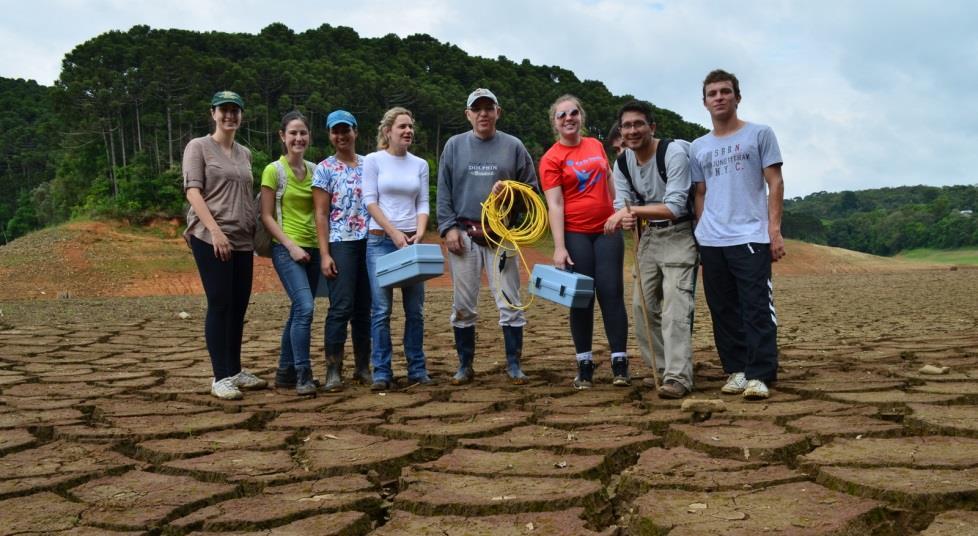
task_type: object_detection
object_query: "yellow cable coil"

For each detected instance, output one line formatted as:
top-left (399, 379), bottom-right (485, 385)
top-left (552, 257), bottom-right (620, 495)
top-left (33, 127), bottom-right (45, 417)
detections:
top-left (480, 180), bottom-right (549, 310)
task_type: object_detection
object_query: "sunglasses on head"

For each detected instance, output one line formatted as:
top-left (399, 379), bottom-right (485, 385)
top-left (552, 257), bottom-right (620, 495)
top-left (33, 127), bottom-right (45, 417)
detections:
top-left (555, 108), bottom-right (580, 120)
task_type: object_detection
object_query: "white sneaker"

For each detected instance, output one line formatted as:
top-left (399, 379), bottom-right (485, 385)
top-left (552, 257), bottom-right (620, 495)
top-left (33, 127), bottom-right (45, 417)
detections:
top-left (230, 370), bottom-right (267, 390)
top-left (211, 377), bottom-right (243, 400)
top-left (721, 372), bottom-right (748, 394)
top-left (743, 379), bottom-right (770, 400)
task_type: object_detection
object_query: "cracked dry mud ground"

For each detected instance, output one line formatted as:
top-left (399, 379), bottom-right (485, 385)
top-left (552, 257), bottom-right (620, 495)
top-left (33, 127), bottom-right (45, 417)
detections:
top-left (2, 269), bottom-right (978, 535)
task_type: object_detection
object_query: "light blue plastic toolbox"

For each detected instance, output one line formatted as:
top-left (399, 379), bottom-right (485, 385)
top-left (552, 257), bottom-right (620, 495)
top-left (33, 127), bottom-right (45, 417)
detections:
top-left (529, 264), bottom-right (594, 308)
top-left (375, 244), bottom-right (445, 288)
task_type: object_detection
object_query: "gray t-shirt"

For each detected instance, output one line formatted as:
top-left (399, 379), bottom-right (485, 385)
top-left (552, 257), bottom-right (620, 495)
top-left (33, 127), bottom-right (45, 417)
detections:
top-left (689, 122), bottom-right (782, 247)
top-left (612, 140), bottom-right (691, 219)
top-left (436, 130), bottom-right (538, 236)
top-left (182, 135), bottom-right (256, 251)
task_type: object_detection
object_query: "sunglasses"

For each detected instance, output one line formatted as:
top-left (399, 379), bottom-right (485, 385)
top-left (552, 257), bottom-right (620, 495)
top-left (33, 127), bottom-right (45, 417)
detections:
top-left (554, 108), bottom-right (581, 120)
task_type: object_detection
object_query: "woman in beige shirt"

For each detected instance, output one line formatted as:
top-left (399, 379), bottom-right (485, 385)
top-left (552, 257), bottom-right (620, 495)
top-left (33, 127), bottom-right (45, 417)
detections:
top-left (183, 90), bottom-right (267, 400)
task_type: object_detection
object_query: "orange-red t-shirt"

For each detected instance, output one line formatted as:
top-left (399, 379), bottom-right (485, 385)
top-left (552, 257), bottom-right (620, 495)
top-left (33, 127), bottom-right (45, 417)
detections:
top-left (539, 137), bottom-right (614, 234)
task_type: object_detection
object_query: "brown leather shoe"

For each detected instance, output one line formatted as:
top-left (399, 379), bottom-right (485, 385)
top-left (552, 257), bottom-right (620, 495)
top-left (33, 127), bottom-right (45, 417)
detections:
top-left (657, 380), bottom-right (689, 399)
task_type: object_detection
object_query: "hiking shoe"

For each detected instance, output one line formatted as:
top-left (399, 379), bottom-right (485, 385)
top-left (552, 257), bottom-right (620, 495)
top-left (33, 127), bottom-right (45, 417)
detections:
top-left (370, 380), bottom-right (392, 392)
top-left (573, 360), bottom-right (595, 390)
top-left (450, 367), bottom-right (475, 386)
top-left (743, 379), bottom-right (770, 400)
top-left (211, 377), bottom-right (243, 400)
top-left (642, 376), bottom-right (658, 388)
top-left (657, 380), bottom-right (689, 399)
top-left (611, 357), bottom-right (630, 387)
top-left (508, 368), bottom-right (529, 385)
top-left (231, 370), bottom-right (267, 390)
top-left (721, 372), bottom-right (748, 394)
top-left (352, 368), bottom-right (373, 385)
top-left (408, 374), bottom-right (436, 386)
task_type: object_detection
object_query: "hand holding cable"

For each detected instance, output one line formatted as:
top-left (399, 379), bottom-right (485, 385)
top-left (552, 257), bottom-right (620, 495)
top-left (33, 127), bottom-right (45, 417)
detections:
top-left (481, 180), bottom-right (549, 310)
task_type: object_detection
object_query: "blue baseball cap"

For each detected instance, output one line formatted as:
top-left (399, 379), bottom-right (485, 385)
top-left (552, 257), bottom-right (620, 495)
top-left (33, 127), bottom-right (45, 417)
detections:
top-left (326, 109), bottom-right (357, 129)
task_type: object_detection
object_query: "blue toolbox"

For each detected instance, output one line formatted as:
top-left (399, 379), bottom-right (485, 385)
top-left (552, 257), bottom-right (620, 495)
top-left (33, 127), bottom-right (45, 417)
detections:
top-left (375, 244), bottom-right (445, 288)
top-left (529, 264), bottom-right (594, 308)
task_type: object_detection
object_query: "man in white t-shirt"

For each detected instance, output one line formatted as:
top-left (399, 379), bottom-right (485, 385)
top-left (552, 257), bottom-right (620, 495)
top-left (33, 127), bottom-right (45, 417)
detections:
top-left (689, 69), bottom-right (786, 401)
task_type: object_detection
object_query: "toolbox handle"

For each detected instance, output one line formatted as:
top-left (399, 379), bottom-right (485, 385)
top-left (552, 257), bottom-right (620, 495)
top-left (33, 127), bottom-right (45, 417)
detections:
top-left (533, 276), bottom-right (567, 297)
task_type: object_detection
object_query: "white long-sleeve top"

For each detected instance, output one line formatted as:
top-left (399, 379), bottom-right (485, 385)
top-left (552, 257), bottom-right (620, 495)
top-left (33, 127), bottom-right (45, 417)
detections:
top-left (362, 150), bottom-right (429, 232)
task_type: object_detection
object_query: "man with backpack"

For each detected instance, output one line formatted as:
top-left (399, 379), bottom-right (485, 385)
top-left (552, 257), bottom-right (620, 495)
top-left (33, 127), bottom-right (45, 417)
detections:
top-left (604, 100), bottom-right (698, 399)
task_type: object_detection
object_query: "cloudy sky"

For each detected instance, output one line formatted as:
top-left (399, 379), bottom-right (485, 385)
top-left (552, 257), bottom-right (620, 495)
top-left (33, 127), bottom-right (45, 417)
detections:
top-left (1, 0), bottom-right (975, 198)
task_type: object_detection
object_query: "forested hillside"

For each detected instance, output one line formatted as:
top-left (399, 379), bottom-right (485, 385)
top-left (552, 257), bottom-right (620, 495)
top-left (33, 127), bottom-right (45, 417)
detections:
top-left (0, 23), bottom-right (707, 242)
top-left (0, 78), bottom-right (58, 241)
top-left (783, 185), bottom-right (978, 255)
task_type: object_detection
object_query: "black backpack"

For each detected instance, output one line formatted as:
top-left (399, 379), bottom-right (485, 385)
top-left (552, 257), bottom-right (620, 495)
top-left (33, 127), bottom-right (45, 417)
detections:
top-left (616, 139), bottom-right (695, 219)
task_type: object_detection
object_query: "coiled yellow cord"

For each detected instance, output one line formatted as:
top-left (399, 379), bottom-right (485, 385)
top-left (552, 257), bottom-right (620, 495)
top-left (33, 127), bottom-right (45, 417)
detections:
top-left (481, 180), bottom-right (549, 310)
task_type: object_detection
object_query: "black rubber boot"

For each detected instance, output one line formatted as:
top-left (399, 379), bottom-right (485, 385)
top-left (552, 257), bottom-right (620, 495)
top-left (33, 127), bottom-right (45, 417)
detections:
top-left (275, 366), bottom-right (297, 389)
top-left (352, 340), bottom-right (372, 385)
top-left (323, 353), bottom-right (343, 392)
top-left (295, 366), bottom-right (317, 396)
top-left (450, 326), bottom-right (475, 385)
top-left (502, 325), bottom-right (528, 385)
top-left (573, 360), bottom-right (595, 389)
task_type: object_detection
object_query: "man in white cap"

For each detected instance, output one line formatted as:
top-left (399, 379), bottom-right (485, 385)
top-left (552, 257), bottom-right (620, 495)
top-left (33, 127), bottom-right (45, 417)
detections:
top-left (437, 88), bottom-right (538, 385)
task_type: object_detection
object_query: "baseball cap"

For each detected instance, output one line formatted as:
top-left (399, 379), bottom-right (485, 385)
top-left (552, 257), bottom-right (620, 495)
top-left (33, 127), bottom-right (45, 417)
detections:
top-left (210, 90), bottom-right (244, 110)
top-left (326, 109), bottom-right (358, 129)
top-left (466, 88), bottom-right (499, 108)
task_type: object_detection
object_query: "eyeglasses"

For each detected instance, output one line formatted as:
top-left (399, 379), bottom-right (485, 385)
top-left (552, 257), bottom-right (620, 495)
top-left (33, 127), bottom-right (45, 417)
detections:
top-left (554, 108), bottom-right (580, 120)
top-left (620, 120), bottom-right (649, 131)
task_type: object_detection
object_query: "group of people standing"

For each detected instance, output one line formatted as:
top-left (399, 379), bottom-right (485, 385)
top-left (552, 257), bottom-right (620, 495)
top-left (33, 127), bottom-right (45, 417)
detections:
top-left (182, 68), bottom-right (785, 404)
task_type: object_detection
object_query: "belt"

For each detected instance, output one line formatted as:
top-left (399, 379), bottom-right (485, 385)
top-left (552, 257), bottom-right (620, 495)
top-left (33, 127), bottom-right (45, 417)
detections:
top-left (369, 229), bottom-right (417, 239)
top-left (646, 215), bottom-right (692, 229)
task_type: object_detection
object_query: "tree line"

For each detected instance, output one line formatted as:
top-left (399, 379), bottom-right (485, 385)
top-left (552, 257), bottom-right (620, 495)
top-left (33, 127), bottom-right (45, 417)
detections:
top-left (783, 185), bottom-right (978, 256)
top-left (1, 23), bottom-right (708, 242)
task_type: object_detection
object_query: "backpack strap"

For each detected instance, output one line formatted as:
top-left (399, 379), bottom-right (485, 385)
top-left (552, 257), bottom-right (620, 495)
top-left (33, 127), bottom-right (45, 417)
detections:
top-left (655, 138), bottom-right (697, 223)
top-left (616, 152), bottom-right (645, 205)
top-left (656, 138), bottom-right (673, 184)
top-left (272, 160), bottom-right (288, 228)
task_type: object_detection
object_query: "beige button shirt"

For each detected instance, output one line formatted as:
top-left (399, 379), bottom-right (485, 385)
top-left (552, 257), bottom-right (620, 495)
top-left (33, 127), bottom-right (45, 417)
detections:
top-left (182, 136), bottom-right (256, 251)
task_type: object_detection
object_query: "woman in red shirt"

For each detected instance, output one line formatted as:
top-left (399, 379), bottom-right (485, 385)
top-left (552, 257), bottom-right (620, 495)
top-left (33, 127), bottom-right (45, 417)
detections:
top-left (540, 95), bottom-right (630, 389)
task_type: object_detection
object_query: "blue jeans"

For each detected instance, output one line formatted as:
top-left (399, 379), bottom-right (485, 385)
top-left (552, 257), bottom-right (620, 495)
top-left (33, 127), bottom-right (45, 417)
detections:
top-left (365, 233), bottom-right (427, 382)
top-left (272, 243), bottom-right (321, 371)
top-left (324, 239), bottom-right (371, 356)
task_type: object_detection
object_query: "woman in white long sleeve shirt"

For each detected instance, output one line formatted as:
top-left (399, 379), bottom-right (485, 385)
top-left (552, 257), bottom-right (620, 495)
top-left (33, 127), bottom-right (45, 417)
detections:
top-left (362, 107), bottom-right (432, 391)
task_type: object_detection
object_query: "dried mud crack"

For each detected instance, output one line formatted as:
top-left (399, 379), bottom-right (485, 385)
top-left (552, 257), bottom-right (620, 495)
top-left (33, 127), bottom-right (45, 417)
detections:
top-left (2, 268), bottom-right (978, 534)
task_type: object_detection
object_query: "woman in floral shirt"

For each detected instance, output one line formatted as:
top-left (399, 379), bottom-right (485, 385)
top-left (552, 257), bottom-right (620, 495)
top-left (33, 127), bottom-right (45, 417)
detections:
top-left (312, 109), bottom-right (371, 391)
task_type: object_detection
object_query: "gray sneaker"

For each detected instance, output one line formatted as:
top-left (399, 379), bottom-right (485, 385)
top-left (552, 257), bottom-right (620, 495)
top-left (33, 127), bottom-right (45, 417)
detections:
top-left (721, 372), bottom-right (748, 394)
top-left (211, 377), bottom-right (243, 400)
top-left (231, 370), bottom-right (267, 390)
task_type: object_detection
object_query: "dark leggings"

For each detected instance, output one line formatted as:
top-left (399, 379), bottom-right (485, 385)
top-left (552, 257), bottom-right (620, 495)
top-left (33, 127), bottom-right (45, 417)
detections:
top-left (564, 230), bottom-right (628, 354)
top-left (190, 235), bottom-right (253, 380)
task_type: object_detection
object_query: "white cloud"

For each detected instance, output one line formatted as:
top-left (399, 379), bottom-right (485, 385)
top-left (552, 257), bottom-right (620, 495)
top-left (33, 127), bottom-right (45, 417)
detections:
top-left (1, 0), bottom-right (975, 197)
